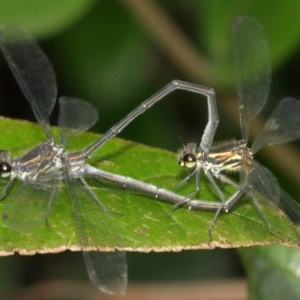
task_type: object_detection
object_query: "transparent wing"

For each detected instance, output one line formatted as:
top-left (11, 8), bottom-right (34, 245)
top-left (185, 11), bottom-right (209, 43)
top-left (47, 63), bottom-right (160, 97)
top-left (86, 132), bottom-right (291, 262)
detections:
top-left (62, 157), bottom-right (127, 295)
top-left (247, 167), bottom-right (300, 238)
top-left (58, 97), bottom-right (99, 146)
top-left (0, 25), bottom-right (56, 139)
top-left (249, 161), bottom-right (280, 205)
top-left (233, 16), bottom-right (271, 142)
top-left (83, 251), bottom-right (127, 295)
top-left (2, 140), bottom-right (61, 232)
top-left (2, 181), bottom-right (54, 232)
top-left (252, 98), bottom-right (300, 153)
top-left (279, 189), bottom-right (300, 225)
top-left (73, 182), bottom-right (127, 295)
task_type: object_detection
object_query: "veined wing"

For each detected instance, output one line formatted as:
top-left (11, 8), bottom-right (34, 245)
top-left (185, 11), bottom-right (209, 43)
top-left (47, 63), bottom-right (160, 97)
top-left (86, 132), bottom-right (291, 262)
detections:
top-left (249, 160), bottom-right (280, 205)
top-left (58, 95), bottom-right (127, 294)
top-left (2, 180), bottom-right (56, 232)
top-left (58, 97), bottom-right (98, 146)
top-left (2, 140), bottom-right (62, 232)
top-left (62, 156), bottom-right (127, 295)
top-left (278, 189), bottom-right (300, 226)
top-left (249, 162), bottom-right (300, 234)
top-left (83, 250), bottom-right (127, 295)
top-left (0, 25), bottom-right (56, 139)
top-left (233, 16), bottom-right (271, 142)
top-left (252, 98), bottom-right (300, 153)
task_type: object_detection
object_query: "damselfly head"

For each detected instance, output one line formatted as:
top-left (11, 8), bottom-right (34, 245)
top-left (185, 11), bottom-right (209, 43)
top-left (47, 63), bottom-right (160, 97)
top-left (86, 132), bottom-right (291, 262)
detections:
top-left (0, 162), bottom-right (11, 178)
top-left (0, 150), bottom-right (11, 178)
top-left (178, 142), bottom-right (203, 169)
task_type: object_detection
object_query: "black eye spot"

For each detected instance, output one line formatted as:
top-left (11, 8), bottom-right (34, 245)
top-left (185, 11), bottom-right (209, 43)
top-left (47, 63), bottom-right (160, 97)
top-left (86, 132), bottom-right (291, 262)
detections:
top-left (0, 162), bottom-right (11, 176)
top-left (184, 154), bottom-right (196, 163)
top-left (180, 153), bottom-right (197, 169)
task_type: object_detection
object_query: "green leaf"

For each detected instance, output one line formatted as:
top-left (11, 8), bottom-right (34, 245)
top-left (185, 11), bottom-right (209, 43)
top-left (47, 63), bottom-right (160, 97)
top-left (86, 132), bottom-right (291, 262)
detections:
top-left (239, 245), bottom-right (300, 300)
top-left (0, 117), bottom-right (299, 255)
top-left (0, 0), bottom-right (96, 38)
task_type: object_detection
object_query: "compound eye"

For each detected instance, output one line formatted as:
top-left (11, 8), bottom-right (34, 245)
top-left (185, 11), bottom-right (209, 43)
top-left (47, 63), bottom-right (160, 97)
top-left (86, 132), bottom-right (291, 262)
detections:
top-left (0, 162), bottom-right (12, 178)
top-left (182, 153), bottom-right (197, 168)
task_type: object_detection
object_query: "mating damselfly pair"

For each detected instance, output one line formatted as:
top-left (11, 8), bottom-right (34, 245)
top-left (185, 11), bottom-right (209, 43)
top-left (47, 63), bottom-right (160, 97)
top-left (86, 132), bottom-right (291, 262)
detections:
top-left (1, 16), bottom-right (300, 295)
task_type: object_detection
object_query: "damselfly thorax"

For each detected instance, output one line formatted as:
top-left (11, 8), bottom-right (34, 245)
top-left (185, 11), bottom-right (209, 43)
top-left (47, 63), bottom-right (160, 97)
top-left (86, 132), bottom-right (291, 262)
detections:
top-left (178, 140), bottom-right (254, 179)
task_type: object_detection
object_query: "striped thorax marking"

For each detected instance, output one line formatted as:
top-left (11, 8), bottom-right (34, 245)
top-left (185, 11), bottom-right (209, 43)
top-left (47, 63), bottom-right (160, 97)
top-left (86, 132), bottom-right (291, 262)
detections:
top-left (178, 140), bottom-right (253, 178)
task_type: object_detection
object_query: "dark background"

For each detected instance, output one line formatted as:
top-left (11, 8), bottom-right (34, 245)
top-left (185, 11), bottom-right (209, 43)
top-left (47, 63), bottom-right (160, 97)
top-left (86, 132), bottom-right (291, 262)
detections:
top-left (0, 1), bottom-right (300, 299)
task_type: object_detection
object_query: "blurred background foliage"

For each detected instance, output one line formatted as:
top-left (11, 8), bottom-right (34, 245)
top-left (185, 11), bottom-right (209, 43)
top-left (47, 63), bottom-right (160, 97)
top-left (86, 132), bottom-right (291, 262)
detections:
top-left (1, 0), bottom-right (300, 298)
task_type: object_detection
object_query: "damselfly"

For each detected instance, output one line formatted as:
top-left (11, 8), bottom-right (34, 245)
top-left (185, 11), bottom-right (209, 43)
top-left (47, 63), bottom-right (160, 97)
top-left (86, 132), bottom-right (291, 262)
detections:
top-left (0, 25), bottom-right (228, 294)
top-left (178, 16), bottom-right (300, 235)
